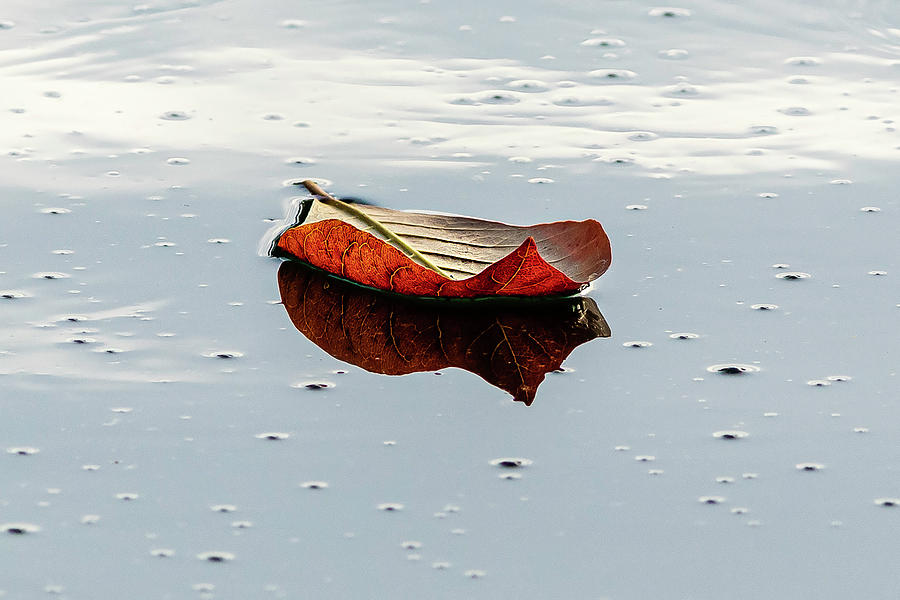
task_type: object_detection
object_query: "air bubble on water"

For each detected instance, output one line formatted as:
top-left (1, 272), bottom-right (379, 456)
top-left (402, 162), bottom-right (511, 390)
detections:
top-left (779, 107), bottom-right (811, 116)
top-left (553, 96), bottom-right (613, 106)
top-left (255, 432), bottom-right (290, 441)
top-left (292, 381), bottom-right (335, 390)
top-left (830, 179), bottom-right (852, 185)
top-left (262, 113), bottom-right (284, 121)
top-left (731, 507), bottom-right (749, 514)
top-left (232, 520), bottom-right (253, 528)
top-left (281, 19), bottom-right (307, 28)
top-left (301, 481), bottom-right (328, 489)
top-left (82, 464), bottom-right (100, 471)
top-left (464, 570), bottom-right (486, 579)
top-left (154, 241), bottom-right (176, 247)
top-left (751, 303), bottom-right (778, 310)
top-left (713, 430), bottom-right (748, 440)
top-left (860, 206), bottom-right (881, 212)
top-left (663, 83), bottom-right (699, 97)
top-left (3, 523), bottom-right (40, 535)
top-left (402, 540), bottom-right (422, 550)
top-left (868, 270), bottom-right (887, 276)
top-left (806, 380), bottom-right (831, 387)
top-left (286, 157), bottom-right (317, 166)
top-left (826, 375), bottom-right (851, 382)
top-left (377, 503), bottom-right (404, 511)
top-left (528, 178), bottom-right (554, 184)
top-left (160, 111), bottom-right (190, 120)
top-left (490, 458), bottom-right (532, 468)
top-left (80, 515), bottom-right (100, 525)
top-left (197, 551), bottom-right (235, 562)
top-left (207, 238), bottom-right (230, 244)
top-left (192, 583), bottom-right (215, 592)
top-left (116, 492), bottom-right (139, 500)
top-left (433, 561), bottom-right (452, 569)
top-left (669, 332), bottom-right (698, 340)
top-left (210, 504), bottom-right (236, 513)
top-left (635, 455), bottom-right (655, 462)
top-left (41, 207), bottom-right (71, 214)
top-left (772, 263), bottom-right (790, 269)
top-left (795, 462), bottom-right (824, 472)
top-left (7, 446), bottom-right (40, 455)
top-left (749, 125), bottom-right (778, 135)
top-left (699, 496), bottom-right (725, 504)
top-left (581, 38), bottom-right (626, 48)
top-left (0, 20), bottom-right (15, 29)
top-left (589, 69), bottom-right (637, 81)
top-left (33, 272), bottom-right (70, 280)
top-left (707, 364), bottom-right (760, 375)
top-left (166, 157), bottom-right (190, 165)
top-left (716, 476), bottom-right (735, 484)
top-left (623, 340), bottom-right (652, 347)
top-left (625, 204), bottom-right (648, 211)
top-left (875, 498), bottom-right (900, 507)
top-left (788, 77), bottom-right (809, 84)
top-left (205, 351), bottom-right (243, 359)
top-left (151, 548), bottom-right (175, 558)
top-left (784, 56), bottom-right (821, 66)
top-left (758, 192), bottom-right (779, 198)
top-left (776, 272), bottom-right (810, 280)
top-left (659, 48), bottom-right (689, 59)
top-left (68, 337), bottom-right (96, 345)
top-left (499, 472), bottom-right (522, 480)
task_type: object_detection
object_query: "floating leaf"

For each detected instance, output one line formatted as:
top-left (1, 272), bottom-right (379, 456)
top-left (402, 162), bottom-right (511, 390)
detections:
top-left (277, 261), bottom-right (610, 405)
top-left (268, 181), bottom-right (611, 298)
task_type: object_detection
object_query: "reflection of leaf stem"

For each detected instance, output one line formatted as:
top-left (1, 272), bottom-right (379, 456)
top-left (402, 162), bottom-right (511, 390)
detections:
top-left (301, 180), bottom-right (452, 279)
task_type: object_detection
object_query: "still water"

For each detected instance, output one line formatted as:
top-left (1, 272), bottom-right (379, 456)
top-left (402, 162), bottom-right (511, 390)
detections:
top-left (1, 1), bottom-right (899, 598)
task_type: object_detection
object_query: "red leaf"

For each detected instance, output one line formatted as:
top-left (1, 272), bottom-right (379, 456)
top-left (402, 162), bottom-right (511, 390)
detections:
top-left (271, 182), bottom-right (611, 299)
top-left (278, 261), bottom-right (610, 404)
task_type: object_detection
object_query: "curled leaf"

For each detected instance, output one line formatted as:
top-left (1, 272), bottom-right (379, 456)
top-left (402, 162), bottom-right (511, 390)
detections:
top-left (278, 261), bottom-right (611, 405)
top-left (269, 181), bottom-right (611, 299)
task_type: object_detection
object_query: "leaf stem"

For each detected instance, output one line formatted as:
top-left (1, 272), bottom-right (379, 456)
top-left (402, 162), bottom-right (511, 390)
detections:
top-left (301, 180), bottom-right (453, 279)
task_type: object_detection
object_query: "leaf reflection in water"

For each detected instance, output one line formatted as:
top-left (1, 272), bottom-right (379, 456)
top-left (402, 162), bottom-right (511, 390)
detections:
top-left (277, 261), bottom-right (610, 405)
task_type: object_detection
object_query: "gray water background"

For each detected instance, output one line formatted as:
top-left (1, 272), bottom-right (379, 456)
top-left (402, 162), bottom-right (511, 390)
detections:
top-left (1, 1), bottom-right (899, 598)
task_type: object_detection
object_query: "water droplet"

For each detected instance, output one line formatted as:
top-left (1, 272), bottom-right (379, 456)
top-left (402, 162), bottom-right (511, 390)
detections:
top-left (699, 496), bottom-right (725, 504)
top-left (507, 79), bottom-right (548, 92)
top-left (115, 492), bottom-right (139, 501)
top-left (669, 332), bottom-right (698, 340)
top-left (581, 38), bottom-right (626, 48)
top-left (659, 48), bottom-right (689, 59)
top-left (806, 379), bottom-right (831, 387)
top-left (628, 131), bottom-right (658, 141)
top-left (830, 179), bottom-right (852, 185)
top-left (402, 541), bottom-right (422, 550)
top-left (154, 241), bottom-right (176, 247)
top-left (860, 206), bottom-right (881, 212)
top-left (707, 363), bottom-right (760, 375)
top-left (784, 56), bottom-right (821, 67)
top-left (625, 204), bottom-right (648, 210)
top-left (207, 238), bottom-right (231, 244)
top-left (479, 92), bottom-right (519, 105)
top-left (301, 481), bottom-right (328, 489)
top-left (751, 303), bottom-right (778, 310)
top-left (205, 351), bottom-right (243, 359)
top-left (166, 157), bottom-right (190, 165)
top-left (464, 570), bottom-right (486, 579)
top-left (160, 111), bottom-right (190, 121)
top-left (1, 290), bottom-right (30, 299)
top-left (635, 455), bottom-right (655, 462)
top-left (749, 125), bottom-right (779, 135)
top-left (40, 207), bottom-right (71, 215)
top-left (826, 375), bottom-right (851, 382)
top-left (151, 548), bottom-right (175, 558)
top-left (527, 177), bottom-right (554, 184)
top-left (281, 19), bottom-right (307, 28)
top-left (0, 20), bottom-right (15, 29)
top-left (232, 520), bottom-right (253, 528)
top-left (2, 522), bottom-right (40, 535)
top-left (33, 272), bottom-right (70, 280)
top-left (291, 381), bottom-right (335, 390)
top-left (853, 427), bottom-right (869, 433)
top-left (875, 498), bottom-right (900, 507)
top-left (508, 156), bottom-right (532, 163)
top-left (499, 472), bottom-right (522, 480)
top-left (623, 340), bottom-right (652, 347)
top-left (795, 462), bottom-right (824, 472)
top-left (713, 430), bottom-right (749, 440)
top-left (286, 157), bottom-right (317, 166)
top-left (776, 271), bottom-right (811, 280)
top-left (210, 504), bottom-right (236, 513)
top-left (663, 83), bottom-right (699, 97)
top-left (553, 95), bottom-right (613, 107)
top-left (197, 551), bottom-right (235, 562)
top-left (868, 270), bottom-right (887, 276)
top-left (649, 7), bottom-right (691, 17)
top-left (716, 476), bottom-right (735, 484)
top-left (255, 432), bottom-right (290, 441)
top-left (377, 503), bottom-right (404, 512)
top-left (490, 457), bottom-right (532, 468)
top-left (432, 561), bottom-right (452, 570)
top-left (589, 69), bottom-right (637, 81)
top-left (758, 192), bottom-right (779, 198)
top-left (80, 514), bottom-right (100, 525)
top-left (262, 113), bottom-right (284, 121)
top-left (779, 106), bottom-right (811, 116)
top-left (7, 446), bottom-right (40, 455)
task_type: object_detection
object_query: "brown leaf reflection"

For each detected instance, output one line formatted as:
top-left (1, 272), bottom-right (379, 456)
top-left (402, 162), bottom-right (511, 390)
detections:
top-left (278, 261), bottom-right (611, 405)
